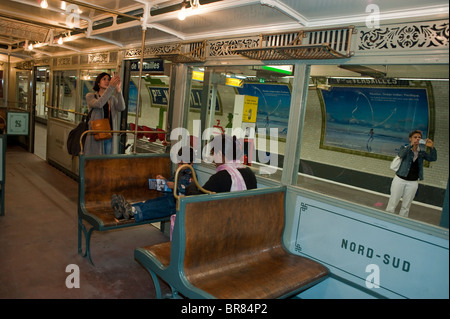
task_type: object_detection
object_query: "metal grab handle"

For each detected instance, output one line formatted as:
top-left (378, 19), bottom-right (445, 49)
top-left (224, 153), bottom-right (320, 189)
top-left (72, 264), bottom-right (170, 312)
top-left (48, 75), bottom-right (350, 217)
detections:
top-left (173, 164), bottom-right (215, 211)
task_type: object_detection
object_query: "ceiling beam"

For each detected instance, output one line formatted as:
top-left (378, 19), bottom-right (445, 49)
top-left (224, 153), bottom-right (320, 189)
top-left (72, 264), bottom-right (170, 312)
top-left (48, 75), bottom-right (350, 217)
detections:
top-left (63, 0), bottom-right (141, 21)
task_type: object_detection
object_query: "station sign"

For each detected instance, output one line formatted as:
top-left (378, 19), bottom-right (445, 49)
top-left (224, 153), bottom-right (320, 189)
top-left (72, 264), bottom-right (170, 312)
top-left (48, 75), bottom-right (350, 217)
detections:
top-left (130, 59), bottom-right (164, 74)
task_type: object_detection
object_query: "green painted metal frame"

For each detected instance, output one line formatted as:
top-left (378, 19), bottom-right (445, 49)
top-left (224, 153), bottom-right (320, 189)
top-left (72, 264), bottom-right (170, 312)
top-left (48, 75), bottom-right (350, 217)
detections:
top-left (134, 186), bottom-right (293, 299)
top-left (78, 153), bottom-right (172, 265)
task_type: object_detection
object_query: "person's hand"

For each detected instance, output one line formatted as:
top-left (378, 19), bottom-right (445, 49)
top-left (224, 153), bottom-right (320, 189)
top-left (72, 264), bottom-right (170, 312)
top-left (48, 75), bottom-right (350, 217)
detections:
top-left (425, 139), bottom-right (434, 148)
top-left (109, 75), bottom-right (121, 92)
top-left (166, 181), bottom-right (174, 189)
top-left (156, 175), bottom-right (166, 180)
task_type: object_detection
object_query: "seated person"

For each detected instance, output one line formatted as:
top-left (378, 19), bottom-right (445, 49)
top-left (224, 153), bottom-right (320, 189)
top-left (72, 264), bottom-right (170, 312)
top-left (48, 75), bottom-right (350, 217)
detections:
top-left (186, 134), bottom-right (257, 195)
top-left (111, 146), bottom-right (194, 221)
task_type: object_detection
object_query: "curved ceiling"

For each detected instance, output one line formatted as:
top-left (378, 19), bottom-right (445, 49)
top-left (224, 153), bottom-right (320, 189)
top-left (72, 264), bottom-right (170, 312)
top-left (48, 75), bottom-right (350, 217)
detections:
top-left (0, 0), bottom-right (448, 61)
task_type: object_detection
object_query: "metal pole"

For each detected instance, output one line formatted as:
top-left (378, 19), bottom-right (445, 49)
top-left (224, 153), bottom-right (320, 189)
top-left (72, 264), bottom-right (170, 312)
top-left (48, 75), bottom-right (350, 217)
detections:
top-left (133, 28), bottom-right (146, 154)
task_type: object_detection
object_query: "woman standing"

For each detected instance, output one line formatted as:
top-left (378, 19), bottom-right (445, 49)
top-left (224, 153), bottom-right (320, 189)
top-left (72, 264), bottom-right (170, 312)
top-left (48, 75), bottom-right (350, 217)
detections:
top-left (85, 72), bottom-right (125, 155)
top-left (386, 130), bottom-right (437, 217)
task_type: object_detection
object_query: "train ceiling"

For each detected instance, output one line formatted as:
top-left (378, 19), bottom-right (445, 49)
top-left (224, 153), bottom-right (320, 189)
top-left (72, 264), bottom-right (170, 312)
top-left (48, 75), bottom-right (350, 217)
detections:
top-left (0, 0), bottom-right (448, 61)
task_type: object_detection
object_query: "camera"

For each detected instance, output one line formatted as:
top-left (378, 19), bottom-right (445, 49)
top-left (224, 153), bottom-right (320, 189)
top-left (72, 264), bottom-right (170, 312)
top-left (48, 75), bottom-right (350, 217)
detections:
top-left (419, 139), bottom-right (427, 144)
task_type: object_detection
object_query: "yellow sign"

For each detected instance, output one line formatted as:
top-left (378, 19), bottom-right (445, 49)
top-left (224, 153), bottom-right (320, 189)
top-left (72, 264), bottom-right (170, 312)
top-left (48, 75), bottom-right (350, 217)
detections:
top-left (192, 71), bottom-right (204, 82)
top-left (242, 96), bottom-right (258, 123)
top-left (225, 77), bottom-right (244, 88)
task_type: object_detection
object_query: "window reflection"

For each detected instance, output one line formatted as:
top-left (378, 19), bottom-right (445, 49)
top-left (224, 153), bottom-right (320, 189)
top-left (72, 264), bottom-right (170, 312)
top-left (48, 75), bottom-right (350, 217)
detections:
top-left (183, 64), bottom-right (448, 229)
top-left (299, 65), bottom-right (448, 228)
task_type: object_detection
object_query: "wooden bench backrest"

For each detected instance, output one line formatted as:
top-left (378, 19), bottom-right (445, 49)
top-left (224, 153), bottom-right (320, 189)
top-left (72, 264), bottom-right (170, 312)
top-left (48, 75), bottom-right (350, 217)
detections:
top-left (82, 155), bottom-right (172, 206)
top-left (181, 190), bottom-right (285, 280)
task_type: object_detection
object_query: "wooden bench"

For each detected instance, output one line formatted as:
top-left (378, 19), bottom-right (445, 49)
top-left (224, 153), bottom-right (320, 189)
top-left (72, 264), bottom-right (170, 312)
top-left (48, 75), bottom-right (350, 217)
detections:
top-left (78, 153), bottom-right (173, 265)
top-left (134, 186), bottom-right (329, 299)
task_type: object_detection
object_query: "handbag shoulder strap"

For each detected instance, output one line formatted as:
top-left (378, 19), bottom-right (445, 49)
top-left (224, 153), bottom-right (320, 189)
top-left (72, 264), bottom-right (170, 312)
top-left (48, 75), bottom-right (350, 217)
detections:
top-left (84, 108), bottom-right (94, 122)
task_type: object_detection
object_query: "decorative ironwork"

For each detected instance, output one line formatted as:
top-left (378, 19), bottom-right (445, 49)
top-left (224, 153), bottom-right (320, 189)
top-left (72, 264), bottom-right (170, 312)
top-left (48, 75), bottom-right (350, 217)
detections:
top-left (88, 53), bottom-right (109, 64)
top-left (233, 26), bottom-right (355, 61)
top-left (155, 41), bottom-right (206, 63)
top-left (209, 37), bottom-right (260, 57)
top-left (0, 19), bottom-right (48, 43)
top-left (56, 57), bottom-right (72, 66)
top-left (359, 22), bottom-right (449, 51)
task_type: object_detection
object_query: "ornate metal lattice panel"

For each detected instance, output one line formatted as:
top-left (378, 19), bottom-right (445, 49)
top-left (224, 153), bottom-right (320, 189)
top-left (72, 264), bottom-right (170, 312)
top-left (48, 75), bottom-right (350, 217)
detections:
top-left (234, 26), bottom-right (355, 61)
top-left (359, 21), bottom-right (449, 51)
top-left (156, 41), bottom-right (206, 63)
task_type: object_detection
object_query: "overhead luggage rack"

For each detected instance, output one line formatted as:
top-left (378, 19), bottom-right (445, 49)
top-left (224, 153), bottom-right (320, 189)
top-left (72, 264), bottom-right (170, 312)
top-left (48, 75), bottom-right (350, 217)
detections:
top-left (234, 26), bottom-right (355, 60)
top-left (156, 41), bottom-right (206, 63)
top-left (235, 43), bottom-right (351, 60)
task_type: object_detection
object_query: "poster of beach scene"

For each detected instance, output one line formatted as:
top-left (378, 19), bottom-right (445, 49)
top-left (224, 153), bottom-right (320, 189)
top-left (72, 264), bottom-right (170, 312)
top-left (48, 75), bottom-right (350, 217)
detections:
top-left (319, 86), bottom-right (431, 158)
top-left (237, 83), bottom-right (291, 139)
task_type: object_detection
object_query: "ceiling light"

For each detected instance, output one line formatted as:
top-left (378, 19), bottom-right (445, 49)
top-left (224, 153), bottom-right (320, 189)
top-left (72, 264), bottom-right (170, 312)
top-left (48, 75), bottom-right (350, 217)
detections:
top-left (178, 0), bottom-right (188, 21)
top-left (40, 0), bottom-right (48, 9)
top-left (58, 37), bottom-right (63, 45)
top-left (28, 43), bottom-right (33, 50)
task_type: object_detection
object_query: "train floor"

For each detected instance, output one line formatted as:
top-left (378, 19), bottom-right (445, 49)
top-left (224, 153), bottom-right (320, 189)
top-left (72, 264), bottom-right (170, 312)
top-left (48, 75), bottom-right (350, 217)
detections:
top-left (0, 146), bottom-right (172, 299)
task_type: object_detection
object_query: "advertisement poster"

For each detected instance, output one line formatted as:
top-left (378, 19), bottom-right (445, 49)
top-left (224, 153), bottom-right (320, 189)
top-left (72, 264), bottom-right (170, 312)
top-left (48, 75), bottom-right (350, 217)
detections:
top-left (319, 86), bottom-right (431, 157)
top-left (237, 83), bottom-right (291, 139)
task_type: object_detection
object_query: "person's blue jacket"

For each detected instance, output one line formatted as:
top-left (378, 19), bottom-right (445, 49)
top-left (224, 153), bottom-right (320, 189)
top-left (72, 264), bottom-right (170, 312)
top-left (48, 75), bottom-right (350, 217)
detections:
top-left (396, 144), bottom-right (437, 180)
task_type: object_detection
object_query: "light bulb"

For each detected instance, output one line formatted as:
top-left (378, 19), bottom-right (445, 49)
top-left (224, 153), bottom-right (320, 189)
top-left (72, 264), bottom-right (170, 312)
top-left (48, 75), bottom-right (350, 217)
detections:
top-left (178, 7), bottom-right (186, 21)
top-left (28, 43), bottom-right (33, 50)
top-left (40, 0), bottom-right (48, 9)
top-left (58, 37), bottom-right (63, 45)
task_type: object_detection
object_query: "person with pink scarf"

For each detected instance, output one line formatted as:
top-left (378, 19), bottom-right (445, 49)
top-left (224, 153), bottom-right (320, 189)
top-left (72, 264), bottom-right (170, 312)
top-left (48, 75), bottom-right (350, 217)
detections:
top-left (169, 135), bottom-right (256, 240)
top-left (186, 134), bottom-right (257, 195)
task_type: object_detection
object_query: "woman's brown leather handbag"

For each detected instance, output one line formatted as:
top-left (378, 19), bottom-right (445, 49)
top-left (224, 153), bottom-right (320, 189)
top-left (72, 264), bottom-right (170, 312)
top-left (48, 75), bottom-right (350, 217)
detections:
top-left (91, 118), bottom-right (112, 141)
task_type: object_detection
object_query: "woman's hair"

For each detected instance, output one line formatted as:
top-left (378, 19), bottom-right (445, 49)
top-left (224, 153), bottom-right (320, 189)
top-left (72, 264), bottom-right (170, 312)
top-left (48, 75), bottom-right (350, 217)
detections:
top-left (93, 72), bottom-right (111, 92)
top-left (177, 146), bottom-right (195, 164)
top-left (409, 130), bottom-right (423, 138)
top-left (212, 134), bottom-right (243, 162)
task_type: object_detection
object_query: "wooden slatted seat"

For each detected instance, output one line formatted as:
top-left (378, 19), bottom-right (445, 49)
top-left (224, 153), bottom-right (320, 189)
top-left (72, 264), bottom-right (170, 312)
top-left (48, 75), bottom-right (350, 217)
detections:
top-left (78, 154), bottom-right (173, 265)
top-left (135, 186), bottom-right (329, 299)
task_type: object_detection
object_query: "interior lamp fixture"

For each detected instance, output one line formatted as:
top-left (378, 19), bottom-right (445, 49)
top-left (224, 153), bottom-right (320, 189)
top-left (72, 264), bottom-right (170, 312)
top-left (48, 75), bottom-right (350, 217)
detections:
top-left (28, 43), bottom-right (33, 50)
top-left (58, 37), bottom-right (64, 45)
top-left (178, 0), bottom-right (188, 21)
top-left (40, 0), bottom-right (49, 9)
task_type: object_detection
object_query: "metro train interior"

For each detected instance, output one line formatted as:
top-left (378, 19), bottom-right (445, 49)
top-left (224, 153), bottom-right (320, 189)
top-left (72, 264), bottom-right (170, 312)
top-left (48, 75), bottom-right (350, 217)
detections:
top-left (0, 0), bottom-right (448, 300)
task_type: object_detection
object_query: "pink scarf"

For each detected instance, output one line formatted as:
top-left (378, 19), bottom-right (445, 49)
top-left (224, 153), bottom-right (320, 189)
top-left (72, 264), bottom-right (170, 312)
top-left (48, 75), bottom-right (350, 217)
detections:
top-left (216, 162), bottom-right (247, 192)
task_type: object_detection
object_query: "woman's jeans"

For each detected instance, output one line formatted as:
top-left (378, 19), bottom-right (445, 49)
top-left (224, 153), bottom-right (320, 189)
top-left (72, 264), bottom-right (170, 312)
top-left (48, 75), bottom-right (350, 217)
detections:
top-left (104, 138), bottom-right (112, 155)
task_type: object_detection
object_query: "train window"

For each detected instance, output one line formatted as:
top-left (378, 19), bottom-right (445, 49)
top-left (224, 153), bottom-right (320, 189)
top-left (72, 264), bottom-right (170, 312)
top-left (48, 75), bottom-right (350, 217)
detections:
top-left (51, 70), bottom-right (78, 123)
top-left (297, 64), bottom-right (449, 228)
top-left (184, 65), bottom-right (294, 179)
top-left (16, 71), bottom-right (30, 110)
top-left (124, 59), bottom-right (171, 153)
top-left (35, 67), bottom-right (49, 121)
